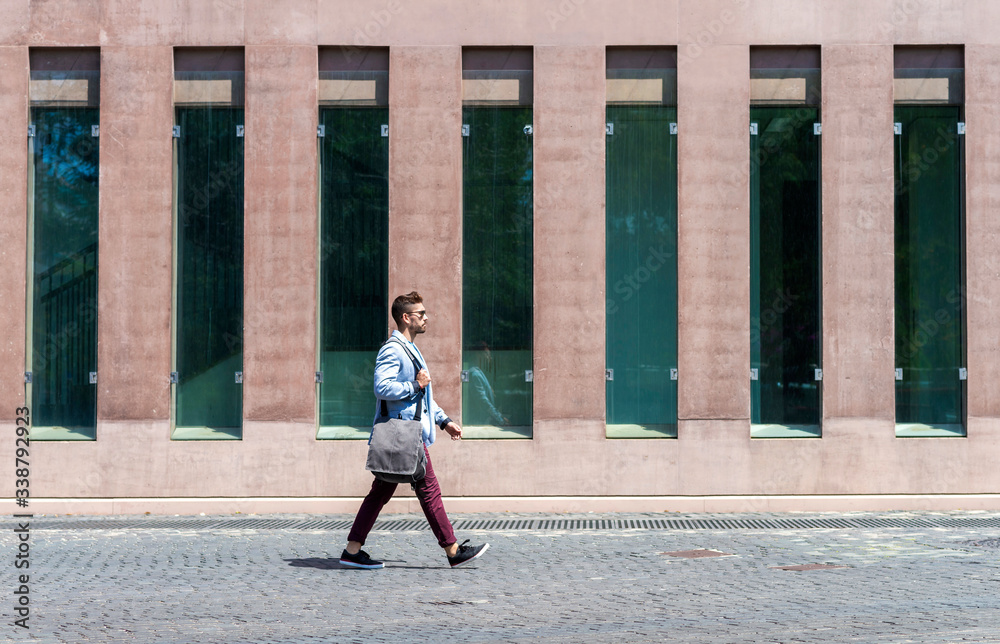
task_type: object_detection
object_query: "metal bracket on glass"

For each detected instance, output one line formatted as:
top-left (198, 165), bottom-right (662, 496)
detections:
top-left (894, 122), bottom-right (902, 135)
top-left (959, 367), bottom-right (968, 381)
top-left (461, 124), bottom-right (470, 137)
top-left (814, 368), bottom-right (823, 381)
top-left (957, 122), bottom-right (966, 135)
top-left (27, 125), bottom-right (35, 138)
top-left (460, 370), bottom-right (469, 383)
top-left (606, 122), bottom-right (614, 136)
top-left (750, 368), bottom-right (758, 380)
top-left (813, 123), bottom-right (821, 135)
top-left (670, 122), bottom-right (678, 135)
top-left (236, 125), bottom-right (245, 138)
top-left (89, 372), bottom-right (97, 384)
top-left (670, 368), bottom-right (678, 381)
top-left (524, 370), bottom-right (533, 382)
top-left (381, 124), bottom-right (389, 137)
top-left (173, 125), bottom-right (181, 138)
top-left (605, 369), bottom-right (614, 381)
top-left (523, 125), bottom-right (533, 136)
top-left (24, 372), bottom-right (32, 384)
top-left (91, 125), bottom-right (100, 137)
top-left (317, 125), bottom-right (325, 138)
top-left (315, 371), bottom-right (324, 383)
top-left (169, 372), bottom-right (179, 384)
top-left (750, 123), bottom-right (758, 136)
top-left (235, 371), bottom-right (243, 384)
top-left (895, 368), bottom-right (903, 381)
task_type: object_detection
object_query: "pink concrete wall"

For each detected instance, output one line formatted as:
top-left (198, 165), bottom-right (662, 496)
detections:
top-left (97, 46), bottom-right (174, 421)
top-left (677, 43), bottom-right (750, 423)
top-left (3, 0), bottom-right (1000, 513)
top-left (820, 45), bottom-right (895, 427)
top-left (0, 46), bottom-right (28, 419)
top-left (533, 45), bottom-right (606, 431)
top-left (964, 45), bottom-right (1000, 432)
top-left (243, 45), bottom-right (318, 423)
top-left (386, 46), bottom-right (463, 420)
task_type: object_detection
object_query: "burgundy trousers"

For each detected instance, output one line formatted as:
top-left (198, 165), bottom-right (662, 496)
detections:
top-left (347, 446), bottom-right (456, 549)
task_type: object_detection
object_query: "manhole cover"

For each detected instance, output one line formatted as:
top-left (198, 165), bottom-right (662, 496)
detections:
top-left (660, 549), bottom-right (734, 559)
top-left (771, 564), bottom-right (848, 571)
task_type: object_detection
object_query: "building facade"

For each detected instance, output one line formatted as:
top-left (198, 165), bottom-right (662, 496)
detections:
top-left (3, 0), bottom-right (1000, 515)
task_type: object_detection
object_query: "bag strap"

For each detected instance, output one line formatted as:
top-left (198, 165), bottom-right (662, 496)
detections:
top-left (378, 337), bottom-right (425, 421)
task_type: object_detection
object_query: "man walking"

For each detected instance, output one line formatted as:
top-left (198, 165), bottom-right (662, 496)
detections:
top-left (340, 291), bottom-right (490, 569)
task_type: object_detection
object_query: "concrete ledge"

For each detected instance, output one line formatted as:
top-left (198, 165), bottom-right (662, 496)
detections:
top-left (11, 494), bottom-right (1000, 516)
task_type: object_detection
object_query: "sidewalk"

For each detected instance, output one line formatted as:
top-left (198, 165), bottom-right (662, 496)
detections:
top-left (4, 511), bottom-right (1000, 643)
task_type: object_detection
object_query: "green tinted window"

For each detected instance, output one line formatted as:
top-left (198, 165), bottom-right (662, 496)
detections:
top-left (28, 106), bottom-right (100, 440)
top-left (749, 106), bottom-right (822, 438)
top-left (894, 106), bottom-right (965, 437)
top-left (461, 106), bottom-right (533, 438)
top-left (317, 107), bottom-right (389, 438)
top-left (172, 106), bottom-right (244, 439)
top-left (605, 105), bottom-right (678, 438)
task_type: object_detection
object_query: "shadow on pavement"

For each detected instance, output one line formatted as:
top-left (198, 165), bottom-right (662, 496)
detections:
top-left (284, 557), bottom-right (440, 570)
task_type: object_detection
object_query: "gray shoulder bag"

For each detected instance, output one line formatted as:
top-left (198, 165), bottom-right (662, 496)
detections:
top-left (365, 339), bottom-right (428, 484)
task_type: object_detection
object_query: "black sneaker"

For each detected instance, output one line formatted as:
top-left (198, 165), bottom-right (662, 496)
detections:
top-left (339, 549), bottom-right (384, 569)
top-left (447, 540), bottom-right (490, 568)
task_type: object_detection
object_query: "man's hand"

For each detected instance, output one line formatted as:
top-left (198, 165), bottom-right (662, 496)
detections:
top-left (416, 368), bottom-right (431, 389)
top-left (443, 421), bottom-right (462, 441)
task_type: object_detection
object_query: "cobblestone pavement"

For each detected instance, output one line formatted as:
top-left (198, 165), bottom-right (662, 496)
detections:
top-left (3, 511), bottom-right (1000, 643)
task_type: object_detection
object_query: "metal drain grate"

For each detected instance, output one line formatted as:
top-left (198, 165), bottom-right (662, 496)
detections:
top-left (16, 515), bottom-right (1000, 533)
top-left (285, 520), bottom-right (355, 531)
top-left (375, 519), bottom-right (434, 531)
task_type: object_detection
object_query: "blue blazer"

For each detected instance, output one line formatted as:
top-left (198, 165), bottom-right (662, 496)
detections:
top-left (373, 330), bottom-right (448, 446)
